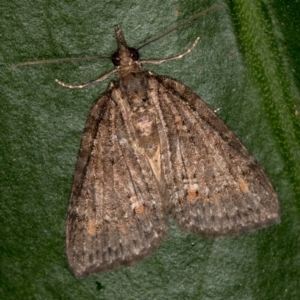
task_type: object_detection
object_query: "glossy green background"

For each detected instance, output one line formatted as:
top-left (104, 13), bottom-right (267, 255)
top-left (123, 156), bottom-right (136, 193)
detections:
top-left (1, 0), bottom-right (300, 299)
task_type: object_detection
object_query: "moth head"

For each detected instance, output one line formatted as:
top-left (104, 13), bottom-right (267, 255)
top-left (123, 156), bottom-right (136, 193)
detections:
top-left (112, 25), bottom-right (140, 67)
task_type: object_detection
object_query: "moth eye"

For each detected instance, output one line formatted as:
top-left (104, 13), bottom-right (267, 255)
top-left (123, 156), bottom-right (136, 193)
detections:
top-left (112, 51), bottom-right (121, 66)
top-left (128, 47), bottom-right (139, 61)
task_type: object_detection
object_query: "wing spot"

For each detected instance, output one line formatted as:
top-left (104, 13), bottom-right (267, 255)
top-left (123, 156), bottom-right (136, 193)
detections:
top-left (134, 203), bottom-right (145, 215)
top-left (87, 219), bottom-right (98, 236)
top-left (238, 178), bottom-right (250, 194)
top-left (188, 189), bottom-right (198, 202)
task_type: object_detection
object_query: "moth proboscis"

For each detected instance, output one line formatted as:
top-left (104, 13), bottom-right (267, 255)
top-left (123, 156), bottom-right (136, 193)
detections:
top-left (16, 5), bottom-right (280, 277)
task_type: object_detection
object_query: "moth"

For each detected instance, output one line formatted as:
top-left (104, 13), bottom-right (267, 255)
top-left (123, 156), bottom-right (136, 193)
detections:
top-left (16, 6), bottom-right (280, 277)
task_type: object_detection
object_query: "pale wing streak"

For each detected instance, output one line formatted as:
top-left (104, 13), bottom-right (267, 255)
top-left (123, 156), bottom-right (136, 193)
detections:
top-left (112, 107), bottom-right (157, 255)
top-left (111, 86), bottom-right (171, 207)
top-left (145, 76), bottom-right (177, 204)
top-left (98, 97), bottom-right (165, 265)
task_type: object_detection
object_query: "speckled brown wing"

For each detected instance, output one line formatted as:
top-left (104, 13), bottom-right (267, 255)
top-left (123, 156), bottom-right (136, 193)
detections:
top-left (149, 75), bottom-right (280, 236)
top-left (66, 86), bottom-right (167, 277)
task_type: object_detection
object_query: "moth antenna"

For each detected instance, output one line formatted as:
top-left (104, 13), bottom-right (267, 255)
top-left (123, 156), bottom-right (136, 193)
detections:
top-left (13, 56), bottom-right (110, 69)
top-left (140, 37), bottom-right (200, 65)
top-left (137, 5), bottom-right (222, 50)
top-left (55, 69), bottom-right (117, 89)
top-left (13, 6), bottom-right (222, 70)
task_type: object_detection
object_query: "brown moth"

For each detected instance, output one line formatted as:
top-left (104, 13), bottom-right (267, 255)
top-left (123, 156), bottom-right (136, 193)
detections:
top-left (25, 7), bottom-right (279, 277)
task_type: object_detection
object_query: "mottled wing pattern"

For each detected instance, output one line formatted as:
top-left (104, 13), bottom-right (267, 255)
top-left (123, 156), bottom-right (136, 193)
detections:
top-left (148, 74), bottom-right (280, 236)
top-left (66, 87), bottom-right (167, 277)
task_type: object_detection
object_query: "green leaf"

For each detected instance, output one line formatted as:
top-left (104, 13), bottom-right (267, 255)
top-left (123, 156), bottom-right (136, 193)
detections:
top-left (1, 0), bottom-right (299, 299)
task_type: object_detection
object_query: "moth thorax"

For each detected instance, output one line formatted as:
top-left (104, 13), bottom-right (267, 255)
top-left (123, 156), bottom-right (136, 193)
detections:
top-left (119, 70), bottom-right (148, 105)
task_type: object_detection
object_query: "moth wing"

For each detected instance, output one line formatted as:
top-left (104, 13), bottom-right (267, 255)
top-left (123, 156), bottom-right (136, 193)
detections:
top-left (152, 76), bottom-right (280, 236)
top-left (66, 90), bottom-right (167, 277)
